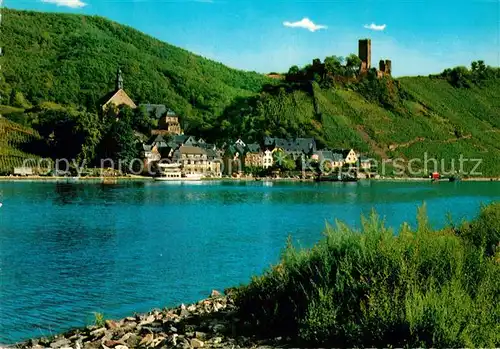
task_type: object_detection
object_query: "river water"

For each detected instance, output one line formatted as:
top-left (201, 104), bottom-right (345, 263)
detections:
top-left (0, 180), bottom-right (499, 343)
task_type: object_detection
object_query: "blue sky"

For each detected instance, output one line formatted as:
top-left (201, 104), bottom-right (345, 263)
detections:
top-left (9, 0), bottom-right (500, 76)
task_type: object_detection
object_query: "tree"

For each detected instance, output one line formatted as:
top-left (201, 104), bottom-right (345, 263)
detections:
top-left (33, 107), bottom-right (102, 162)
top-left (324, 56), bottom-right (344, 76)
top-left (288, 65), bottom-right (300, 76)
top-left (98, 106), bottom-right (139, 171)
top-left (345, 54), bottom-right (362, 76)
top-left (132, 105), bottom-right (155, 135)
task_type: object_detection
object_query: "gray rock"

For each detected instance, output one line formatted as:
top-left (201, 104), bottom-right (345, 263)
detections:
top-left (210, 290), bottom-right (222, 298)
top-left (170, 333), bottom-right (179, 346)
top-left (212, 337), bottom-right (223, 344)
top-left (211, 323), bottom-right (226, 334)
top-left (50, 338), bottom-right (71, 348)
top-left (89, 327), bottom-right (106, 339)
top-left (105, 320), bottom-right (119, 330)
top-left (124, 334), bottom-right (141, 348)
top-left (195, 332), bottom-right (207, 340)
top-left (190, 338), bottom-right (204, 348)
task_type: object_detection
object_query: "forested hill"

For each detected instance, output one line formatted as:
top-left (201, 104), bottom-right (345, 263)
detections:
top-left (0, 8), bottom-right (271, 131)
top-left (2, 9), bottom-right (500, 176)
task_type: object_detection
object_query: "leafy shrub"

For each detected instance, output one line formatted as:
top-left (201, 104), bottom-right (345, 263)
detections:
top-left (93, 312), bottom-right (105, 327)
top-left (234, 204), bottom-right (500, 347)
top-left (456, 203), bottom-right (500, 256)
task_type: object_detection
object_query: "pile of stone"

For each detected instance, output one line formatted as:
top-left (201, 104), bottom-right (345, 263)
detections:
top-left (14, 290), bottom-right (284, 349)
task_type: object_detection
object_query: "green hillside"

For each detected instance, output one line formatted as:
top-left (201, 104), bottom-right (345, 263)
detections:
top-left (1, 9), bottom-right (500, 176)
top-left (0, 8), bottom-right (272, 132)
top-left (217, 75), bottom-right (500, 176)
top-left (0, 115), bottom-right (41, 174)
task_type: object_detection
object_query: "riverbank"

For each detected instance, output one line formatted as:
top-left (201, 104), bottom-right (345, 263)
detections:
top-left (0, 175), bottom-right (153, 182)
top-left (11, 291), bottom-right (283, 349)
top-left (2, 174), bottom-right (499, 183)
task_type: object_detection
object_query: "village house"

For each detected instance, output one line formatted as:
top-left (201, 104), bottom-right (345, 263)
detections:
top-left (263, 149), bottom-right (274, 169)
top-left (157, 109), bottom-right (182, 135)
top-left (359, 156), bottom-right (373, 171)
top-left (314, 150), bottom-right (345, 169)
top-left (142, 144), bottom-right (160, 169)
top-left (244, 143), bottom-right (264, 168)
top-left (206, 148), bottom-right (222, 177)
top-left (264, 137), bottom-right (316, 160)
top-left (173, 146), bottom-right (209, 176)
top-left (332, 149), bottom-right (359, 165)
top-left (235, 138), bottom-right (246, 147)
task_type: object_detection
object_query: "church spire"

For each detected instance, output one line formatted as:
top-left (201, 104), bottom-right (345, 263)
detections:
top-left (116, 67), bottom-right (124, 90)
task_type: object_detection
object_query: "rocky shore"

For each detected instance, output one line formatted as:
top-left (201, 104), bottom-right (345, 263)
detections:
top-left (13, 291), bottom-right (286, 349)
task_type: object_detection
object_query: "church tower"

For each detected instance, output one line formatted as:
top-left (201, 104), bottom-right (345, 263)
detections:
top-left (116, 67), bottom-right (124, 90)
top-left (100, 67), bottom-right (137, 113)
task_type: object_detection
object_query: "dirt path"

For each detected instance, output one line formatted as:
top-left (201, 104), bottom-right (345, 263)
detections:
top-left (356, 125), bottom-right (389, 159)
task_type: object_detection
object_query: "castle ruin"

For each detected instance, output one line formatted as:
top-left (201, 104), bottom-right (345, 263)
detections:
top-left (359, 39), bottom-right (372, 72)
top-left (358, 39), bottom-right (391, 77)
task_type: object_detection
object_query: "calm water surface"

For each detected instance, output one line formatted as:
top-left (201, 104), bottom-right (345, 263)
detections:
top-left (0, 180), bottom-right (499, 343)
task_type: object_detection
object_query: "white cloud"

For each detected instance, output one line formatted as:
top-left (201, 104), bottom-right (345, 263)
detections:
top-left (40, 0), bottom-right (87, 8)
top-left (283, 18), bottom-right (327, 32)
top-left (364, 23), bottom-right (387, 31)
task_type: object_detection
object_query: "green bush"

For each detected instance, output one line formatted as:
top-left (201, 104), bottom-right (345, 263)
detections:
top-left (234, 204), bottom-right (500, 347)
top-left (457, 203), bottom-right (500, 256)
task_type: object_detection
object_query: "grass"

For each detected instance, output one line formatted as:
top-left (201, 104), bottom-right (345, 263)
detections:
top-left (234, 203), bottom-right (500, 348)
top-left (92, 312), bottom-right (105, 327)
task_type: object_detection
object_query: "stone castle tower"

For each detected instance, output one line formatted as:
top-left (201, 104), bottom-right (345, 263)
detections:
top-left (379, 59), bottom-right (392, 76)
top-left (358, 39), bottom-right (371, 72)
top-left (358, 39), bottom-right (392, 77)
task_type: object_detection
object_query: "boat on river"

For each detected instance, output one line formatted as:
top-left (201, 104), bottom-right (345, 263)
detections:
top-left (155, 163), bottom-right (203, 181)
top-left (154, 173), bottom-right (203, 181)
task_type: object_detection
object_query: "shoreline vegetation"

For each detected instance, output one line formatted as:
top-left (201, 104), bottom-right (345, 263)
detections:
top-left (8, 203), bottom-right (500, 348)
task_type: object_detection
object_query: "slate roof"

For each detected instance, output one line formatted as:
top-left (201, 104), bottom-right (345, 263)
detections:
top-left (331, 149), bottom-right (354, 158)
top-left (247, 143), bottom-right (262, 153)
top-left (147, 135), bottom-right (169, 148)
top-left (199, 143), bottom-right (216, 150)
top-left (172, 135), bottom-right (188, 144)
top-left (205, 149), bottom-right (218, 159)
top-left (184, 136), bottom-right (198, 146)
top-left (139, 104), bottom-right (167, 119)
top-left (268, 137), bottom-right (316, 154)
top-left (235, 144), bottom-right (245, 156)
top-left (264, 137), bottom-right (276, 146)
top-left (225, 145), bottom-right (243, 156)
top-left (331, 153), bottom-right (344, 162)
top-left (179, 146), bottom-right (206, 155)
top-left (314, 150), bottom-right (333, 161)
